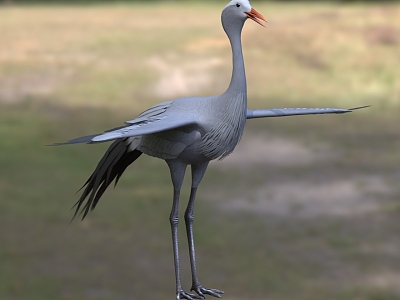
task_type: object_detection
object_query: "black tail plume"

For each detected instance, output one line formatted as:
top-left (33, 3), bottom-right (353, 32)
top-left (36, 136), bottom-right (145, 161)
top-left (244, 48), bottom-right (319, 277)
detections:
top-left (73, 138), bottom-right (142, 220)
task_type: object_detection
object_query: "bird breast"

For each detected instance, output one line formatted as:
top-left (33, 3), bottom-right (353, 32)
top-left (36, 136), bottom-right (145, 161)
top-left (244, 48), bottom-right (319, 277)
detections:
top-left (198, 92), bottom-right (247, 160)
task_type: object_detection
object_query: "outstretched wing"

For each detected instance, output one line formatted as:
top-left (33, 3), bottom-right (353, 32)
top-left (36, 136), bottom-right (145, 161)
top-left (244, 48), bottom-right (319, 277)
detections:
top-left (53, 101), bottom-right (198, 145)
top-left (246, 106), bottom-right (369, 119)
top-left (92, 113), bottom-right (197, 143)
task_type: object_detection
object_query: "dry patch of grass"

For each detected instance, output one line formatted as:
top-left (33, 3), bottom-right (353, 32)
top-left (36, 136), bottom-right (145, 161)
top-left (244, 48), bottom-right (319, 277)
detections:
top-left (0, 2), bottom-right (399, 110)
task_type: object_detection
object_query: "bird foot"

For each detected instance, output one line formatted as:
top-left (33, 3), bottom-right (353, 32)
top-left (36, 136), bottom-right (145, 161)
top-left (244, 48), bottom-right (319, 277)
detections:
top-left (191, 284), bottom-right (225, 299)
top-left (176, 289), bottom-right (203, 300)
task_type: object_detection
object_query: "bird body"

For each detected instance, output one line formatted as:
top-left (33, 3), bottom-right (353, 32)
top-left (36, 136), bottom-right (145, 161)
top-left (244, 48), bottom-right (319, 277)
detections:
top-left (54, 1), bottom-right (367, 299)
top-left (100, 89), bottom-right (246, 166)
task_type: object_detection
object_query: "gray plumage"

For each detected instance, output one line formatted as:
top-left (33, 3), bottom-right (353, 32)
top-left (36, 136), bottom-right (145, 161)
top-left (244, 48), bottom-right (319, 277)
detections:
top-left (73, 140), bottom-right (142, 219)
top-left (246, 105), bottom-right (369, 119)
top-left (54, 1), bottom-right (367, 299)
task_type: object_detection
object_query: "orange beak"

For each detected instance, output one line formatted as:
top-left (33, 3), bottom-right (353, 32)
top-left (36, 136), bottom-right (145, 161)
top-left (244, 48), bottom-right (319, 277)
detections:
top-left (245, 8), bottom-right (267, 27)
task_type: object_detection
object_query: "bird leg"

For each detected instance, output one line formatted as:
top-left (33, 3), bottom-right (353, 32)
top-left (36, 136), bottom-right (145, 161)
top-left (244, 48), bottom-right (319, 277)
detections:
top-left (185, 162), bottom-right (224, 299)
top-left (167, 160), bottom-right (201, 300)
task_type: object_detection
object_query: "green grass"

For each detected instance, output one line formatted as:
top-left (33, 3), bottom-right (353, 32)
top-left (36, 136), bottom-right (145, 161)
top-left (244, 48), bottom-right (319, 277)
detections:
top-left (1, 2), bottom-right (400, 300)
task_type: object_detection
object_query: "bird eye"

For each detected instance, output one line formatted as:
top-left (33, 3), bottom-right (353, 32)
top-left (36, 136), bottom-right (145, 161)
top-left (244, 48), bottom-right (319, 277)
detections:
top-left (236, 3), bottom-right (240, 7)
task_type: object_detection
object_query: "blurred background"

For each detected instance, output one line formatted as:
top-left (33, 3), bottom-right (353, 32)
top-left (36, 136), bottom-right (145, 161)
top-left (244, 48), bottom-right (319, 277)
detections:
top-left (1, 0), bottom-right (400, 299)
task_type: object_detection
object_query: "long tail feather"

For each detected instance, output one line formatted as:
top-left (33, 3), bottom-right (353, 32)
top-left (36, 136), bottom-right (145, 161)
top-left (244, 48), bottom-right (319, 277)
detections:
top-left (72, 138), bottom-right (142, 220)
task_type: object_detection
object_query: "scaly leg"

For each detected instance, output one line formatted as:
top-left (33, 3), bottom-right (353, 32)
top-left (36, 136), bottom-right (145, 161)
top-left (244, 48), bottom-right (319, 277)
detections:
top-left (185, 162), bottom-right (224, 299)
top-left (167, 160), bottom-right (201, 300)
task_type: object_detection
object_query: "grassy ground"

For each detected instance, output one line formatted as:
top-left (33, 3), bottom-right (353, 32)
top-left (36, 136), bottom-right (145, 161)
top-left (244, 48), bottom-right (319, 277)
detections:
top-left (1, 1), bottom-right (400, 300)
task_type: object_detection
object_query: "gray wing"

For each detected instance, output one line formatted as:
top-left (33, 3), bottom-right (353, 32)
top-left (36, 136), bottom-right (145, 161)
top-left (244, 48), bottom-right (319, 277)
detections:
top-left (91, 113), bottom-right (197, 143)
top-left (53, 101), bottom-right (198, 145)
top-left (246, 106), bottom-right (369, 119)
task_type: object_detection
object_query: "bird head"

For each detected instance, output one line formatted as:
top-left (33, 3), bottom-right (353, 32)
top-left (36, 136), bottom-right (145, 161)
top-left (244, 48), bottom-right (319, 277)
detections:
top-left (223, 0), bottom-right (267, 28)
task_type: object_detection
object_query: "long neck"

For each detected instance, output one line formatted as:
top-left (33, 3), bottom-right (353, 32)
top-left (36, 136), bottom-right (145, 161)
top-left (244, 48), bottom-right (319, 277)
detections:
top-left (225, 24), bottom-right (246, 95)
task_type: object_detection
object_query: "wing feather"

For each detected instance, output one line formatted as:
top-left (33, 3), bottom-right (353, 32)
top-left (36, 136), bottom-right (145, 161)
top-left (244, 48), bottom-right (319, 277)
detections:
top-left (92, 113), bottom-right (197, 143)
top-left (52, 100), bottom-right (197, 145)
top-left (246, 106), bottom-right (369, 119)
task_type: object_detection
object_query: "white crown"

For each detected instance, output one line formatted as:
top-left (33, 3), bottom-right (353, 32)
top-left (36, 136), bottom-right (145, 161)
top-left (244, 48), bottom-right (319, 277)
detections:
top-left (224, 0), bottom-right (252, 11)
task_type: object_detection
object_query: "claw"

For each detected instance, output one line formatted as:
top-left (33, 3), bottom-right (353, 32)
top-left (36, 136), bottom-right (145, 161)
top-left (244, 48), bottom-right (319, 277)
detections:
top-left (177, 290), bottom-right (203, 300)
top-left (191, 284), bottom-right (225, 299)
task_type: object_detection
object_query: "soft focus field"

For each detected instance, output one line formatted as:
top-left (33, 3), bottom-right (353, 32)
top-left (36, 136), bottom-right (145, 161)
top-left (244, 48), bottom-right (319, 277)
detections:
top-left (1, 2), bottom-right (400, 300)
